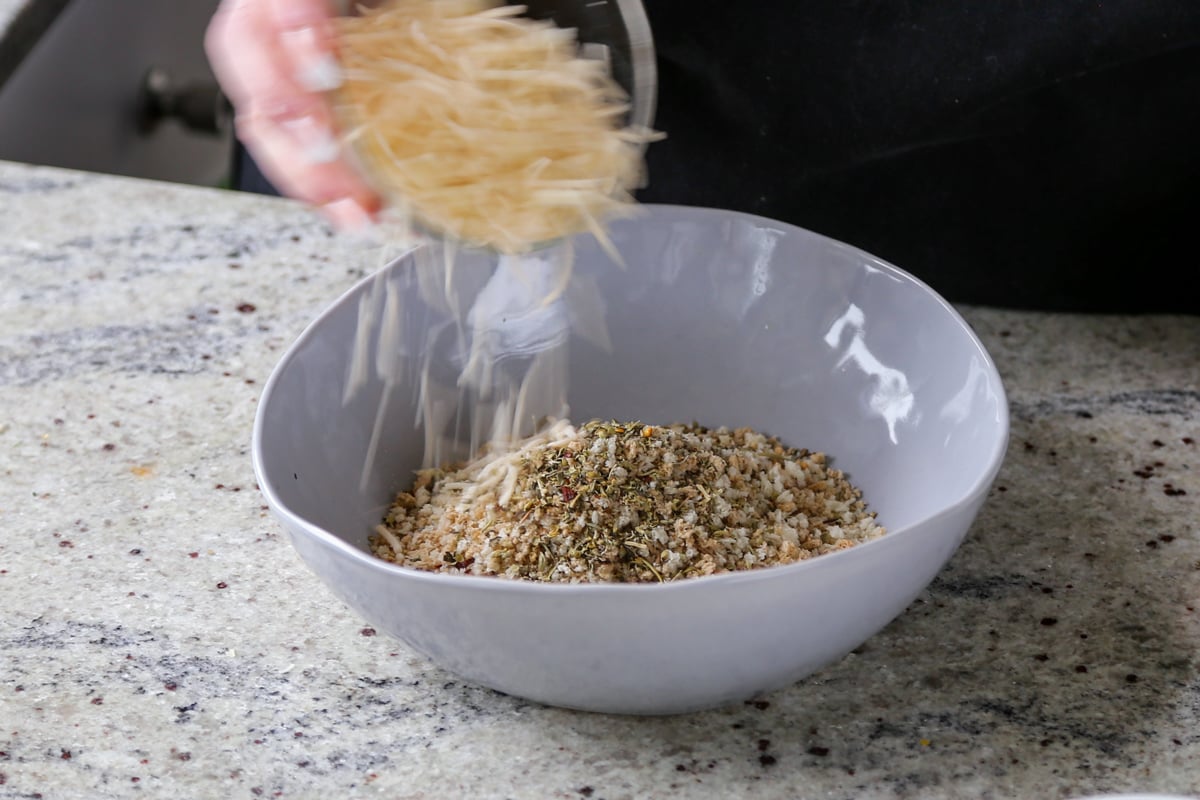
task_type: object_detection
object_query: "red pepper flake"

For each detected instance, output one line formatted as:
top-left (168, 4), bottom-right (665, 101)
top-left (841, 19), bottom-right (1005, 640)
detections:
top-left (756, 739), bottom-right (770, 752)
top-left (237, 303), bottom-right (257, 313)
top-left (188, 552), bottom-right (199, 559)
top-left (578, 788), bottom-right (594, 797)
top-left (559, 486), bottom-right (577, 502)
top-left (1184, 437), bottom-right (1195, 445)
top-left (131, 777), bottom-right (140, 783)
top-left (58, 540), bottom-right (74, 548)
top-left (214, 484), bottom-right (224, 490)
top-left (176, 752), bottom-right (191, 761)
top-left (1159, 534), bottom-right (1176, 543)
top-left (90, 697), bottom-right (103, 705)
top-left (216, 582), bottom-right (228, 589)
top-left (251, 788), bottom-right (263, 797)
top-left (129, 548), bottom-right (142, 555)
top-left (60, 749), bottom-right (72, 760)
top-left (361, 627), bottom-right (376, 637)
top-left (164, 682), bottom-right (177, 691)
top-left (102, 443), bottom-right (116, 452)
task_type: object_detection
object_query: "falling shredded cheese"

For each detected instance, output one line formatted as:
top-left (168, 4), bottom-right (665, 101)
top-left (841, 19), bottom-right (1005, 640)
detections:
top-left (335, 0), bottom-right (660, 254)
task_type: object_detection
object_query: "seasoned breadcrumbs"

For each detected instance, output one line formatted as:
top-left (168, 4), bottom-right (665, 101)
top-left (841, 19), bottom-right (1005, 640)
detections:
top-left (370, 419), bottom-right (885, 582)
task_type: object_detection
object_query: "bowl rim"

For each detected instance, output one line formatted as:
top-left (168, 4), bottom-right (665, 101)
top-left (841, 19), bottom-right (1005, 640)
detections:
top-left (251, 204), bottom-right (1010, 594)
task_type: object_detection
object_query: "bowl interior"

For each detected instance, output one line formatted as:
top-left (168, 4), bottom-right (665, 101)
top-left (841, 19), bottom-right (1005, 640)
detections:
top-left (255, 205), bottom-right (1008, 563)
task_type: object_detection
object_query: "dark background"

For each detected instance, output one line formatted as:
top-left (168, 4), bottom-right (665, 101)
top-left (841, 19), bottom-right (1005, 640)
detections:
top-left (238, 1), bottom-right (1200, 313)
top-left (638, 0), bottom-right (1200, 313)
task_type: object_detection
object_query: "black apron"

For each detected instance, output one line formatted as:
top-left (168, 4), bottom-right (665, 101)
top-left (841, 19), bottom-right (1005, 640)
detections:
top-left (639, 0), bottom-right (1200, 312)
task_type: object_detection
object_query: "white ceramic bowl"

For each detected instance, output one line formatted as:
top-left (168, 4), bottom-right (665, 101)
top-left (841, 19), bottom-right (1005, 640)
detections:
top-left (252, 205), bottom-right (1009, 715)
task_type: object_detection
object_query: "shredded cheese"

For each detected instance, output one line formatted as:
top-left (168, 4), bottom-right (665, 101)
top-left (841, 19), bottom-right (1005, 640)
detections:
top-left (335, 0), bottom-right (659, 254)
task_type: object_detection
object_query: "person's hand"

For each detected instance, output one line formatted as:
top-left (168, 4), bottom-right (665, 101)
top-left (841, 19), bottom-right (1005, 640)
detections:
top-left (206, 0), bottom-right (382, 230)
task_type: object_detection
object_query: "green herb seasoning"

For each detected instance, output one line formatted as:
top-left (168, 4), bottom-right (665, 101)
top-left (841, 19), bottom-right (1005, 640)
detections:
top-left (370, 420), bottom-right (885, 583)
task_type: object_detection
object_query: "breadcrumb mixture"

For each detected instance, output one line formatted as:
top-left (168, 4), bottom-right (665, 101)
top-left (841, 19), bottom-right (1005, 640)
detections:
top-left (370, 420), bottom-right (885, 583)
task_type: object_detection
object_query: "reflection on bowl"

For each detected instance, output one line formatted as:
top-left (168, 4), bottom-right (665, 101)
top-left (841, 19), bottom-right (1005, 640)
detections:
top-left (252, 205), bottom-right (1009, 715)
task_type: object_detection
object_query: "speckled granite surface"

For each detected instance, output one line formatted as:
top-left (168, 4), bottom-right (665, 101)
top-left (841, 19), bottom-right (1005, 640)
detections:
top-left (0, 160), bottom-right (1197, 799)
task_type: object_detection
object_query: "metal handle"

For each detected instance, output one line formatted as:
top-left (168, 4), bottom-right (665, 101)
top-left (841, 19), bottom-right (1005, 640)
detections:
top-left (136, 66), bottom-right (232, 136)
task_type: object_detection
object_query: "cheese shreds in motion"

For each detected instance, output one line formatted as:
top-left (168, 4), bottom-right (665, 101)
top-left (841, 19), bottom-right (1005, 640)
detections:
top-left (370, 420), bottom-right (886, 583)
top-left (335, 0), bottom-right (660, 254)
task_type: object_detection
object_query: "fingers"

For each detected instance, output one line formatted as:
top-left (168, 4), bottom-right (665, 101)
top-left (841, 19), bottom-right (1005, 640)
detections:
top-left (267, 0), bottom-right (343, 93)
top-left (206, 0), bottom-right (288, 114)
top-left (205, 0), bottom-right (382, 229)
top-left (234, 110), bottom-right (382, 229)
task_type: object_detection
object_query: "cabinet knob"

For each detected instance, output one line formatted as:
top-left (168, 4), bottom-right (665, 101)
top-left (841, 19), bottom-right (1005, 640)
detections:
top-left (136, 66), bottom-right (231, 136)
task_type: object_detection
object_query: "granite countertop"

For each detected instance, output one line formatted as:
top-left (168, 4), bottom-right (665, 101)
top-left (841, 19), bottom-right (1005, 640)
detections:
top-left (0, 159), bottom-right (1197, 799)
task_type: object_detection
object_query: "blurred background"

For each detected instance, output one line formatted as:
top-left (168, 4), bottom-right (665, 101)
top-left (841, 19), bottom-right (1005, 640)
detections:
top-left (0, 0), bottom-right (231, 187)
